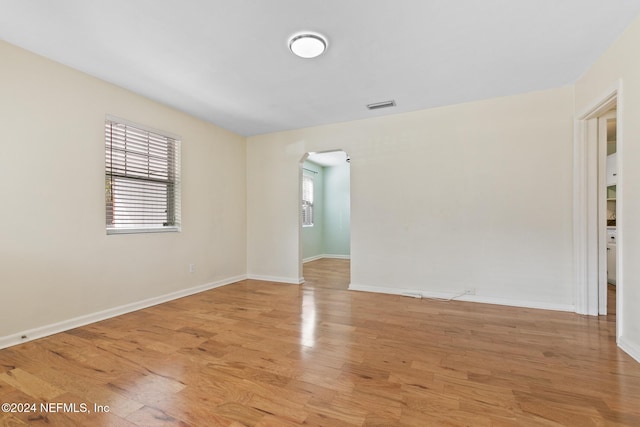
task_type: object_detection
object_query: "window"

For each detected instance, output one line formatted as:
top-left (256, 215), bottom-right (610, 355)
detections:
top-left (302, 174), bottom-right (314, 226)
top-left (105, 116), bottom-right (181, 234)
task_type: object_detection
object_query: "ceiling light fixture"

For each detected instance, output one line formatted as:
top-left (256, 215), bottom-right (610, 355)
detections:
top-left (288, 32), bottom-right (328, 59)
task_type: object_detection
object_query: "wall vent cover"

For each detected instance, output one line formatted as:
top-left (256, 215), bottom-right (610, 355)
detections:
top-left (366, 100), bottom-right (396, 110)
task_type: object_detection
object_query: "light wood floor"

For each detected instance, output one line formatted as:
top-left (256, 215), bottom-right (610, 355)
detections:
top-left (0, 259), bottom-right (639, 426)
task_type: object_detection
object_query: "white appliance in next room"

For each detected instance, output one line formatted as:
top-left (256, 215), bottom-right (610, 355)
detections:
top-left (607, 227), bottom-right (616, 285)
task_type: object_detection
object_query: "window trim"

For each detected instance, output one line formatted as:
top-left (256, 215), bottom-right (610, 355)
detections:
top-left (105, 115), bottom-right (181, 235)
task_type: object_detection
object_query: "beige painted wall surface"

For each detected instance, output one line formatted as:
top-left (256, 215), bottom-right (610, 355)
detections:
top-left (0, 41), bottom-right (247, 338)
top-left (247, 86), bottom-right (574, 308)
top-left (575, 15), bottom-right (640, 358)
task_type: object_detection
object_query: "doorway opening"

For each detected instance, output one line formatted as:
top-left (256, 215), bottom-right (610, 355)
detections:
top-left (599, 111), bottom-right (617, 316)
top-left (298, 150), bottom-right (351, 288)
top-left (574, 84), bottom-right (621, 339)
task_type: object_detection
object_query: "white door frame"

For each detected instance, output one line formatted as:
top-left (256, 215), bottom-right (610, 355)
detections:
top-left (297, 152), bottom-right (310, 283)
top-left (573, 81), bottom-right (622, 338)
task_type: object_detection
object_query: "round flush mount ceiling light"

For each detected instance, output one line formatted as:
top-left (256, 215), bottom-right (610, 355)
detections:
top-left (288, 32), bottom-right (328, 59)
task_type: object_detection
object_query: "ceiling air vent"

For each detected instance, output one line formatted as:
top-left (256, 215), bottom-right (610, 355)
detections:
top-left (366, 100), bottom-right (396, 110)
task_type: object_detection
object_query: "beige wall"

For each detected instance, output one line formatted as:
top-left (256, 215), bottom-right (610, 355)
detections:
top-left (575, 15), bottom-right (640, 359)
top-left (247, 87), bottom-right (575, 309)
top-left (0, 41), bottom-right (247, 340)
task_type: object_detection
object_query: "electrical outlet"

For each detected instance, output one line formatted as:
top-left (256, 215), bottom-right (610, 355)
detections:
top-left (189, 263), bottom-right (196, 273)
top-left (465, 288), bottom-right (476, 295)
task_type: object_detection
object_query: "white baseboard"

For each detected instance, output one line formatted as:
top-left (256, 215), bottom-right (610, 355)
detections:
top-left (303, 254), bottom-right (351, 263)
top-left (463, 294), bottom-right (575, 312)
top-left (246, 274), bottom-right (304, 284)
top-left (348, 284), bottom-right (576, 312)
top-left (0, 274), bottom-right (247, 350)
top-left (324, 254), bottom-right (350, 260)
top-left (619, 336), bottom-right (640, 364)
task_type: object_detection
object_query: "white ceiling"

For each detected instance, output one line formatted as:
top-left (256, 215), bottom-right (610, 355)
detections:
top-left (1, 1), bottom-right (639, 136)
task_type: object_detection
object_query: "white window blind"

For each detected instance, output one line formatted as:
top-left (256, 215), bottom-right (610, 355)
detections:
top-left (105, 117), bottom-right (181, 234)
top-left (302, 175), bottom-right (314, 226)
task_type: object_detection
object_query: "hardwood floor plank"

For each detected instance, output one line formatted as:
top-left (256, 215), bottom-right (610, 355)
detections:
top-left (125, 405), bottom-right (190, 426)
top-left (0, 259), bottom-right (639, 425)
top-left (0, 368), bottom-right (64, 401)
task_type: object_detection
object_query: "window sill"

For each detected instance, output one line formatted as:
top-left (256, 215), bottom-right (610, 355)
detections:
top-left (107, 226), bottom-right (181, 235)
